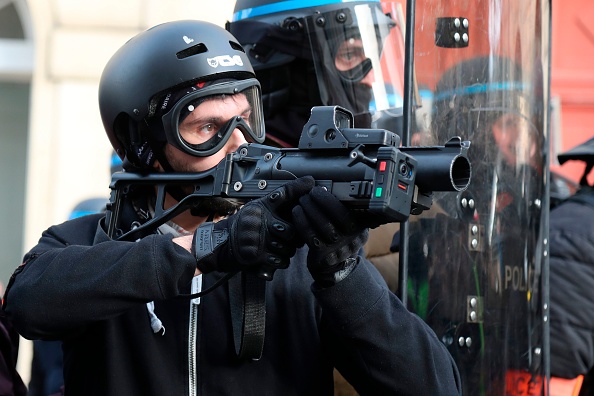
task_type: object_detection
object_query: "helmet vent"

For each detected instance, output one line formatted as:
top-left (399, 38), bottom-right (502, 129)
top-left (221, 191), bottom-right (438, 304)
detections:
top-left (177, 43), bottom-right (207, 59)
top-left (229, 40), bottom-right (246, 53)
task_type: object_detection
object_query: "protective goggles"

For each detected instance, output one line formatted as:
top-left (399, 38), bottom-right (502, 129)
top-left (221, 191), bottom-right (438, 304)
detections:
top-left (161, 79), bottom-right (265, 157)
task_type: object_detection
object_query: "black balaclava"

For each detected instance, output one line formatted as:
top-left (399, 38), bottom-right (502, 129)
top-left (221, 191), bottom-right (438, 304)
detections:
top-left (260, 57), bottom-right (372, 148)
top-left (260, 58), bottom-right (319, 147)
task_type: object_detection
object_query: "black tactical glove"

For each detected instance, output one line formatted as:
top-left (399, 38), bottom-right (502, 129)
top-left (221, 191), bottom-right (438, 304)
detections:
top-left (292, 186), bottom-right (370, 286)
top-left (192, 176), bottom-right (315, 280)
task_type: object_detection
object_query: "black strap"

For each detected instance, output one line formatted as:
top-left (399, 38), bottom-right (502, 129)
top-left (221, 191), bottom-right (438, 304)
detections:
top-left (229, 272), bottom-right (267, 361)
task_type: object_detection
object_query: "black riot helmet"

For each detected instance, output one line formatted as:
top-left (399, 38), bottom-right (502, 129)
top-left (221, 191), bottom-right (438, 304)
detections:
top-left (99, 20), bottom-right (265, 171)
top-left (227, 0), bottom-right (406, 147)
top-left (431, 56), bottom-right (538, 169)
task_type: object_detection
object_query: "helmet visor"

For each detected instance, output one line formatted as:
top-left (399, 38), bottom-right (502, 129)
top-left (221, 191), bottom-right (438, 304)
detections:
top-left (163, 79), bottom-right (265, 157)
top-left (304, 2), bottom-right (405, 128)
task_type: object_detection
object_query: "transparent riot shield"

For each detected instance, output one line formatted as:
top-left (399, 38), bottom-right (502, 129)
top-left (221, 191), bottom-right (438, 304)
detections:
top-left (400, 1), bottom-right (551, 395)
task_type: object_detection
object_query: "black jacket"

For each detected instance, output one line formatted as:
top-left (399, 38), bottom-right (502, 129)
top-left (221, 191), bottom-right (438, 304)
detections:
top-left (3, 214), bottom-right (461, 395)
top-left (550, 188), bottom-right (594, 379)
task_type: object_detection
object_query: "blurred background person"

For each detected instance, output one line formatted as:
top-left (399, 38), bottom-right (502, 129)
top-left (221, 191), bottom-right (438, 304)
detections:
top-left (404, 54), bottom-right (546, 395)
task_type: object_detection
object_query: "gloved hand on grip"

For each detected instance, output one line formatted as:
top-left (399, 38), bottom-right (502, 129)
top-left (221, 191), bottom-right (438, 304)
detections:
top-left (192, 176), bottom-right (315, 280)
top-left (292, 186), bottom-right (370, 286)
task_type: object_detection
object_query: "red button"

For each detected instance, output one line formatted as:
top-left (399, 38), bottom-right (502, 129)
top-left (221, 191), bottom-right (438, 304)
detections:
top-left (379, 161), bottom-right (387, 172)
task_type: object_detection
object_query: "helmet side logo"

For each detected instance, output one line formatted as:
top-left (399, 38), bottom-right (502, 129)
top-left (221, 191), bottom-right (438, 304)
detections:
top-left (207, 55), bottom-right (244, 68)
top-left (183, 35), bottom-right (194, 44)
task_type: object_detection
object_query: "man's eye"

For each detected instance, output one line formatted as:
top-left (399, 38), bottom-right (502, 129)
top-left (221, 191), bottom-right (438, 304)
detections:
top-left (180, 122), bottom-right (220, 145)
top-left (508, 119), bottom-right (521, 129)
top-left (335, 48), bottom-right (365, 70)
top-left (340, 50), bottom-right (356, 60)
top-left (200, 124), bottom-right (217, 134)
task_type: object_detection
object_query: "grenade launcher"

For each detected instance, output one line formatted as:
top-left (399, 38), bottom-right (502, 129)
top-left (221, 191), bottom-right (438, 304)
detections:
top-left (105, 106), bottom-right (471, 242)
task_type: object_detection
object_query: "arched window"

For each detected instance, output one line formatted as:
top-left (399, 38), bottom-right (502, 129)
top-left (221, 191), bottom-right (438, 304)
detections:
top-left (0, 0), bottom-right (33, 80)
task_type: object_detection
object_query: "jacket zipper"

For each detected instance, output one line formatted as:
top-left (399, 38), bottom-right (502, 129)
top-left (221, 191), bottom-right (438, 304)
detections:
top-left (188, 275), bottom-right (202, 396)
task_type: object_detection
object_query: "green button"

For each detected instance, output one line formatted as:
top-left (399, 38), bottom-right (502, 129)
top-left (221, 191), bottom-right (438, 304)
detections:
top-left (375, 187), bottom-right (383, 197)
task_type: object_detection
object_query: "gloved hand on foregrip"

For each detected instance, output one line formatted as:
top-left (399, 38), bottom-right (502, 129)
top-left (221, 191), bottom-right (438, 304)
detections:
top-left (192, 176), bottom-right (315, 280)
top-left (292, 186), bottom-right (370, 286)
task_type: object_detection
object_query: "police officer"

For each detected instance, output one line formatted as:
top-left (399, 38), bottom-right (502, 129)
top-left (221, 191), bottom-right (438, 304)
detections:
top-left (227, 0), bottom-right (406, 293)
top-left (407, 55), bottom-right (545, 395)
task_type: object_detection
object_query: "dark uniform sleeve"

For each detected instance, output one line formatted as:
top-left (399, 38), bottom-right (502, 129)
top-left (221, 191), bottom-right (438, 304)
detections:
top-left (2, 215), bottom-right (197, 340)
top-left (549, 201), bottom-right (594, 379)
top-left (314, 258), bottom-right (462, 396)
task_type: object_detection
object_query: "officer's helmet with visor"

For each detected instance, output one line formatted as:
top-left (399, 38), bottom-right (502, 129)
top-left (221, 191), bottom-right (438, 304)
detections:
top-left (431, 56), bottom-right (539, 171)
top-left (229, 0), bottom-right (407, 144)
